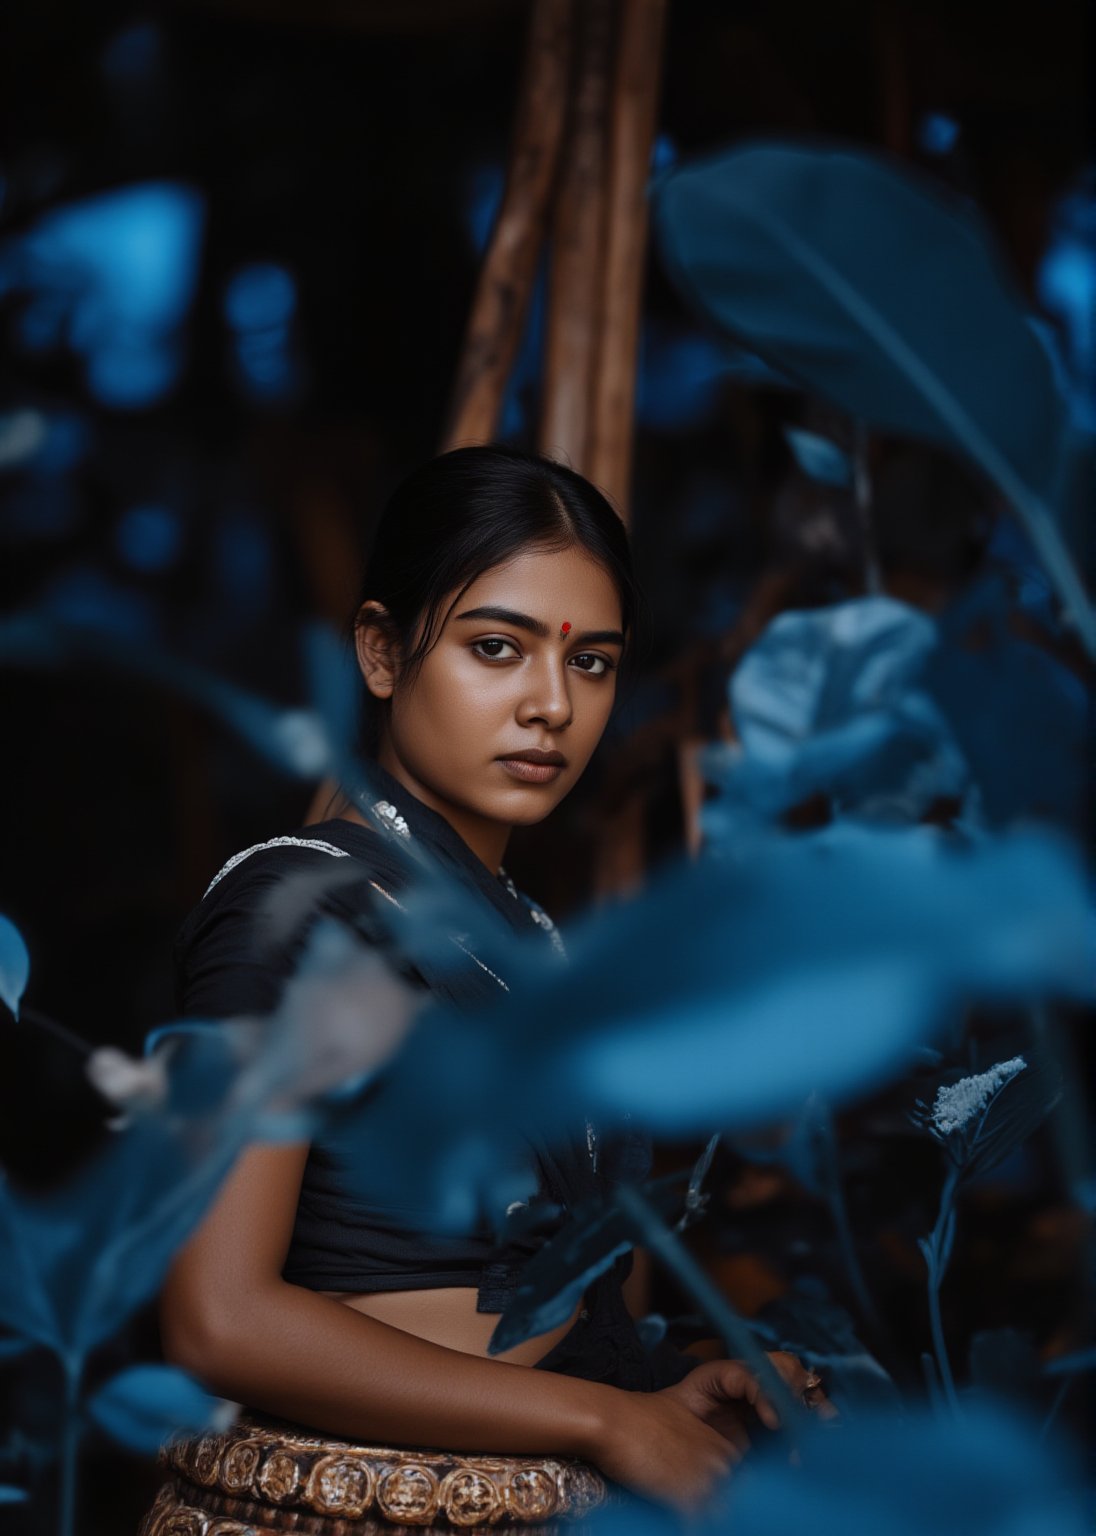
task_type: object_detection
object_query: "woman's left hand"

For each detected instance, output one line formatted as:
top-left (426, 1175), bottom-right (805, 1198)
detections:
top-left (664, 1351), bottom-right (837, 1454)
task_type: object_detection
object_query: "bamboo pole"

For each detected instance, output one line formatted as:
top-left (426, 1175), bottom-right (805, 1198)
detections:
top-left (537, 0), bottom-right (616, 472)
top-left (441, 0), bottom-right (574, 449)
top-left (589, 0), bottom-right (667, 522)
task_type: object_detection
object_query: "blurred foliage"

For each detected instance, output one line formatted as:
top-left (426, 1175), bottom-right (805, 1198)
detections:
top-left (1, 4), bottom-right (1093, 1533)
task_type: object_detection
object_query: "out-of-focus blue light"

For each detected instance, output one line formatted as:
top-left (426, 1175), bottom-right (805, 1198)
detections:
top-left (11, 182), bottom-right (204, 407)
top-left (650, 132), bottom-right (678, 176)
top-left (36, 410), bottom-right (91, 472)
top-left (1036, 181), bottom-right (1096, 431)
top-left (17, 297), bottom-right (68, 352)
top-left (101, 21), bottom-right (163, 83)
top-left (24, 182), bottom-right (203, 332)
top-left (0, 410), bottom-right (48, 469)
top-left (0, 408), bottom-right (90, 472)
top-left (223, 262), bottom-right (300, 402)
top-left (87, 338), bottom-right (181, 409)
top-left (918, 112), bottom-right (961, 156)
top-left (223, 263), bottom-right (297, 332)
top-left (116, 504), bottom-right (183, 573)
top-left (462, 163), bottom-right (504, 255)
top-left (39, 566), bottom-right (160, 640)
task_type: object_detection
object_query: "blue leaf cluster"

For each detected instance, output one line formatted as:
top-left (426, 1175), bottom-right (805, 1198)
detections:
top-left (653, 138), bottom-right (1095, 659)
top-left (703, 595), bottom-right (968, 827)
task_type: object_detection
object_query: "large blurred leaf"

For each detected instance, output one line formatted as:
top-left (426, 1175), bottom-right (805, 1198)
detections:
top-left (722, 1400), bottom-right (1085, 1536)
top-left (704, 596), bottom-right (968, 824)
top-left (543, 825), bottom-right (1091, 1136)
top-left (592, 1399), bottom-right (1085, 1536)
top-left (653, 140), bottom-right (1095, 658)
top-left (1, 924), bottom-right (416, 1357)
top-left (337, 822), bottom-right (1092, 1230)
top-left (87, 1365), bottom-right (233, 1455)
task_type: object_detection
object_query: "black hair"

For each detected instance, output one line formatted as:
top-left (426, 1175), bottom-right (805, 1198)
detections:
top-left (349, 443), bottom-right (638, 751)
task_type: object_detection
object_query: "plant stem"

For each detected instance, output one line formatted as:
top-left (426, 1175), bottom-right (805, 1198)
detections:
top-left (925, 1164), bottom-right (960, 1412)
top-left (814, 1103), bottom-right (885, 1347)
top-left (57, 1356), bottom-right (81, 1536)
top-left (614, 1182), bottom-right (804, 1444)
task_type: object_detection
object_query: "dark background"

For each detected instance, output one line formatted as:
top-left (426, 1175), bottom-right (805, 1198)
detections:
top-left (0, 5), bottom-right (1090, 1524)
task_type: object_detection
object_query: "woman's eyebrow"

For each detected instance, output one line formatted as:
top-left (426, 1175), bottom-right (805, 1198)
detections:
top-left (453, 605), bottom-right (624, 646)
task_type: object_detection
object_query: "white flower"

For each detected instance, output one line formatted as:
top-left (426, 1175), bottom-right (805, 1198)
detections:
top-left (930, 1056), bottom-right (1027, 1136)
top-left (85, 1044), bottom-right (172, 1130)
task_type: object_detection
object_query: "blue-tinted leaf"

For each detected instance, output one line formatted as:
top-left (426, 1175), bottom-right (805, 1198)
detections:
top-left (784, 427), bottom-right (853, 488)
top-left (718, 1400), bottom-right (1086, 1536)
top-left (707, 596), bottom-right (968, 824)
top-left (927, 579), bottom-right (1087, 830)
top-left (0, 915), bottom-right (30, 1019)
top-left (546, 826), bottom-right (1091, 1135)
top-left (87, 1364), bottom-right (232, 1454)
top-left (654, 140), bottom-right (1096, 658)
top-left (0, 1335), bottom-right (33, 1359)
top-left (336, 822), bottom-right (1091, 1237)
top-left (488, 1175), bottom-right (684, 1355)
top-left (0, 1487), bottom-right (29, 1504)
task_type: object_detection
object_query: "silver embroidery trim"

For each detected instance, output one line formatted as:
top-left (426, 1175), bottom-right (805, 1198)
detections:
top-left (202, 837), bottom-right (351, 898)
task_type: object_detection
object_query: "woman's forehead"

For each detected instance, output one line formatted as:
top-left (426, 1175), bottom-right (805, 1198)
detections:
top-left (455, 546), bottom-right (622, 617)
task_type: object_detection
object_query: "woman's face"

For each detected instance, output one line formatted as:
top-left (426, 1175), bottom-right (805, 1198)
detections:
top-left (360, 543), bottom-right (625, 864)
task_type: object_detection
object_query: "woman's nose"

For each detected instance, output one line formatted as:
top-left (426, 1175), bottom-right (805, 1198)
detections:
top-left (517, 660), bottom-right (572, 729)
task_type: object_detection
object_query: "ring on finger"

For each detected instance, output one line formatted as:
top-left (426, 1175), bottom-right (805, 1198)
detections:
top-left (800, 1371), bottom-right (824, 1407)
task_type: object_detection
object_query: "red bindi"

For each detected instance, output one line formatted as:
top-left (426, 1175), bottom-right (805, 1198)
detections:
top-left (560, 621), bottom-right (572, 637)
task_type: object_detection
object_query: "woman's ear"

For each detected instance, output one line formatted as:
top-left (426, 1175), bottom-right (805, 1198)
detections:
top-left (354, 601), bottom-right (401, 699)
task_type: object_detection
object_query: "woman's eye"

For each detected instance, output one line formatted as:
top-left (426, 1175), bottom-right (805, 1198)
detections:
top-left (570, 652), bottom-right (614, 676)
top-left (473, 638), bottom-right (520, 661)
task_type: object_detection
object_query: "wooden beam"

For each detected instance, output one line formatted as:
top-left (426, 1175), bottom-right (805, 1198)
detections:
top-left (538, 0), bottom-right (616, 471)
top-left (441, 0), bottom-right (574, 449)
top-left (589, 0), bottom-right (667, 522)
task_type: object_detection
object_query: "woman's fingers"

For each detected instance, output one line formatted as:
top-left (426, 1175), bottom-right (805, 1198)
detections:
top-left (765, 1351), bottom-right (838, 1419)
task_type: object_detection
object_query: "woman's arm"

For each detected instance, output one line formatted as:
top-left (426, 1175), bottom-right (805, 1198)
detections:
top-left (160, 1139), bottom-right (610, 1455)
top-left (158, 1139), bottom-right (796, 1513)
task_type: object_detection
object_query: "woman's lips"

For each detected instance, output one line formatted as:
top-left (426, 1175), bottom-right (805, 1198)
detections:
top-left (497, 758), bottom-right (565, 784)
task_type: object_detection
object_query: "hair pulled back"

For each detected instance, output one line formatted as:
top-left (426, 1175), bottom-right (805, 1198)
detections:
top-left (351, 444), bottom-right (637, 750)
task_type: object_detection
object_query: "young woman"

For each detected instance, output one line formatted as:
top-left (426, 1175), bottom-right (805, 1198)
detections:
top-left (148, 446), bottom-right (824, 1534)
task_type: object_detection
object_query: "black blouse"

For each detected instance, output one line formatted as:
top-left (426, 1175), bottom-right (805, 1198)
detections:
top-left (171, 763), bottom-right (628, 1312)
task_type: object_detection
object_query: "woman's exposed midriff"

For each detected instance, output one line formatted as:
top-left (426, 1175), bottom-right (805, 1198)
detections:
top-left (317, 1285), bottom-right (586, 1366)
